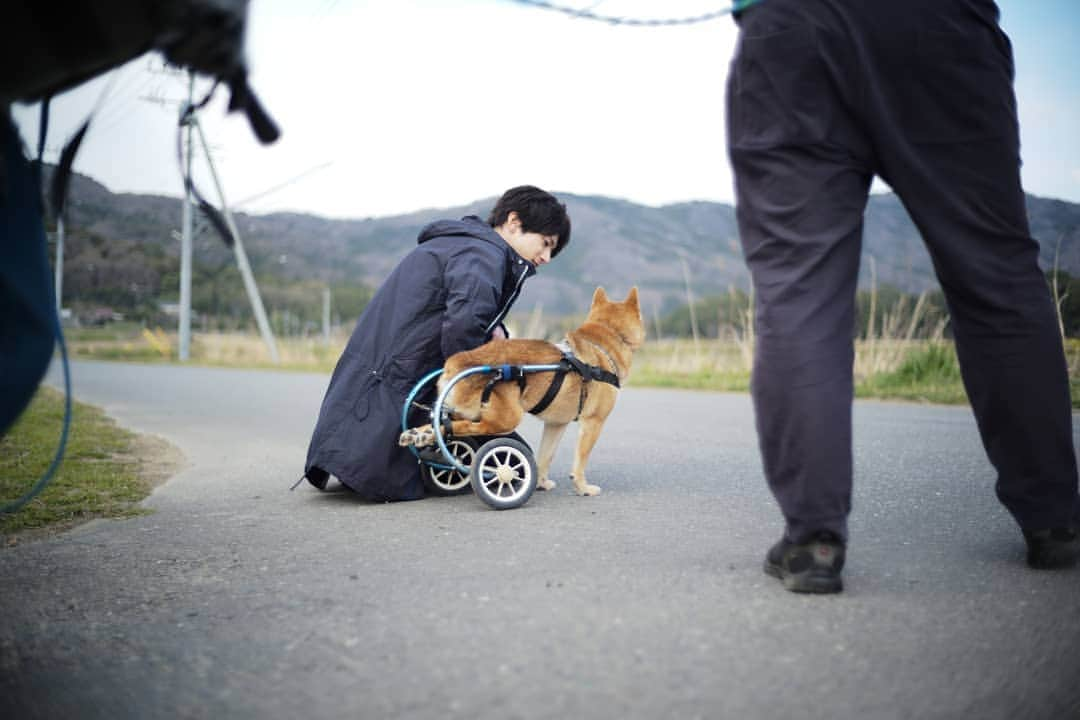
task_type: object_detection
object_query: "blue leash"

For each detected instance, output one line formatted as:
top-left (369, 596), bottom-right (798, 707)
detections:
top-left (0, 324), bottom-right (72, 514)
top-left (504, 0), bottom-right (761, 26)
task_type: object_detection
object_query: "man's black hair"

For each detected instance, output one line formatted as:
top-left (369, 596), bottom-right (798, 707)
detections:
top-left (487, 185), bottom-right (571, 258)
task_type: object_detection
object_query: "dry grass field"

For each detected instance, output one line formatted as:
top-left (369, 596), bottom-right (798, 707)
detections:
top-left (62, 323), bottom-right (1080, 407)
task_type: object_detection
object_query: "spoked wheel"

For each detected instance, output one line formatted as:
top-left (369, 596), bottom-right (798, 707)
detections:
top-left (469, 437), bottom-right (537, 510)
top-left (422, 438), bottom-right (477, 496)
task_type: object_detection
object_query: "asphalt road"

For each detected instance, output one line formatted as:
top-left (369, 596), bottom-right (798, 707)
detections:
top-left (2, 360), bottom-right (1078, 719)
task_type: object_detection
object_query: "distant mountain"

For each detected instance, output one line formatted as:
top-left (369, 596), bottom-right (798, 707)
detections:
top-left (57, 169), bottom-right (1080, 319)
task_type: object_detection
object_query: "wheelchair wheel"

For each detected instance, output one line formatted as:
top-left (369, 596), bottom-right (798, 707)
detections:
top-left (469, 437), bottom-right (537, 510)
top-left (422, 438), bottom-right (477, 496)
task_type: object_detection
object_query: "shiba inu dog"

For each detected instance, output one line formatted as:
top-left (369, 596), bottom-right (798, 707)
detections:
top-left (400, 286), bottom-right (645, 496)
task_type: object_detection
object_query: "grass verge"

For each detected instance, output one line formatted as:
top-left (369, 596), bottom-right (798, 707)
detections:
top-left (628, 368), bottom-right (750, 393)
top-left (855, 342), bottom-right (967, 404)
top-left (627, 339), bottom-right (970, 403)
top-left (1, 387), bottom-right (182, 543)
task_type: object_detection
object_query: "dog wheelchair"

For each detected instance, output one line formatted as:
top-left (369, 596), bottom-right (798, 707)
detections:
top-left (401, 362), bottom-right (564, 510)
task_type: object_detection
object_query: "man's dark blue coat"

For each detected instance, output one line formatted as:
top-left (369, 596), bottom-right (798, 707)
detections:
top-left (304, 216), bottom-right (535, 500)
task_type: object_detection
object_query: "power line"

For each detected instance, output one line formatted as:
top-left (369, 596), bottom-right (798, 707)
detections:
top-left (91, 58), bottom-right (189, 143)
top-left (74, 56), bottom-right (174, 143)
top-left (233, 161), bottom-right (334, 209)
top-left (503, 0), bottom-right (758, 26)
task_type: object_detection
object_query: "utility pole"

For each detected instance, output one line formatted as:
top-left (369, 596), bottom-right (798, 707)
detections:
top-left (142, 63), bottom-right (280, 363)
top-left (141, 60), bottom-right (194, 360)
top-left (322, 286), bottom-right (331, 345)
top-left (178, 72), bottom-right (195, 361)
top-left (190, 114), bottom-right (280, 363)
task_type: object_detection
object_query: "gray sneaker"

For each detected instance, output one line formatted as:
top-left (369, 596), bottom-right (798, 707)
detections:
top-left (764, 531), bottom-right (845, 594)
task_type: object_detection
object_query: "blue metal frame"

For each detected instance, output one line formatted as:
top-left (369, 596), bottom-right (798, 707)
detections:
top-left (404, 363), bottom-right (563, 475)
top-left (401, 367), bottom-right (444, 462)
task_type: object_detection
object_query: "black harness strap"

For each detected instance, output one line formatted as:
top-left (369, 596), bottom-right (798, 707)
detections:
top-left (529, 359), bottom-right (571, 415)
top-left (481, 364), bottom-right (527, 405)
top-left (564, 354), bottom-right (620, 388)
top-left (472, 346), bottom-right (621, 417)
top-left (528, 347), bottom-right (620, 417)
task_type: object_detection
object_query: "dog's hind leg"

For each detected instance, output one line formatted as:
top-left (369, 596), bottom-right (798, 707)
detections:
top-left (447, 385), bottom-right (525, 438)
top-left (535, 422), bottom-right (569, 491)
top-left (570, 416), bottom-right (605, 496)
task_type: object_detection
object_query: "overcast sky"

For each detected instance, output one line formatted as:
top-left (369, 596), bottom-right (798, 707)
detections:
top-left (11, 0), bottom-right (1080, 220)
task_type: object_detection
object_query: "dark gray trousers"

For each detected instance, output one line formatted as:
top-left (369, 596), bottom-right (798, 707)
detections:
top-left (726, 0), bottom-right (1079, 543)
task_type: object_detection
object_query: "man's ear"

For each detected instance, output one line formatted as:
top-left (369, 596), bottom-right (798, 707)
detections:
top-left (504, 211), bottom-right (521, 233)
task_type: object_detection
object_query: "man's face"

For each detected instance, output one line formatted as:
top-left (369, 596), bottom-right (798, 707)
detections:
top-left (498, 212), bottom-right (558, 267)
top-left (510, 231), bottom-right (558, 267)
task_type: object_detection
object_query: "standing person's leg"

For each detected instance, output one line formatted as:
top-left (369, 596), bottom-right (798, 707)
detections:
top-left (727, 0), bottom-right (873, 589)
top-left (732, 153), bottom-right (870, 546)
top-left (862, 0), bottom-right (1079, 565)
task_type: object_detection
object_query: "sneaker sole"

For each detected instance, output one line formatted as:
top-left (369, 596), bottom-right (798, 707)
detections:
top-left (1027, 549), bottom-right (1078, 569)
top-left (764, 560), bottom-right (844, 594)
top-left (1025, 532), bottom-right (1079, 569)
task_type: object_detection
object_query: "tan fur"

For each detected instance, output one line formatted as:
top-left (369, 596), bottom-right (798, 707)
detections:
top-left (401, 286), bottom-right (645, 496)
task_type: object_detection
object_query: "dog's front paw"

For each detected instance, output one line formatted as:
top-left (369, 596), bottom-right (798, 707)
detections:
top-left (399, 426), bottom-right (435, 447)
top-left (570, 474), bottom-right (601, 496)
top-left (537, 477), bottom-right (557, 491)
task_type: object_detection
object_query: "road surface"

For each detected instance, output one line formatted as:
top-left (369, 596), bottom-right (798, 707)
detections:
top-left (1, 360), bottom-right (1078, 719)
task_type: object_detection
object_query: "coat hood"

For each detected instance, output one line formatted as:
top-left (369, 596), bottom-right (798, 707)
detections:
top-left (417, 215), bottom-right (500, 246)
top-left (417, 215), bottom-right (536, 278)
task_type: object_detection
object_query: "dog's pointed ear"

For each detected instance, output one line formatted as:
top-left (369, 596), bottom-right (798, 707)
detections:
top-left (592, 286), bottom-right (609, 306)
top-left (625, 286), bottom-right (640, 308)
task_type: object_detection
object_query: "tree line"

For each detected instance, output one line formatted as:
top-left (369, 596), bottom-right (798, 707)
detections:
top-left (49, 224), bottom-right (1080, 340)
top-left (51, 228), bottom-right (373, 334)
